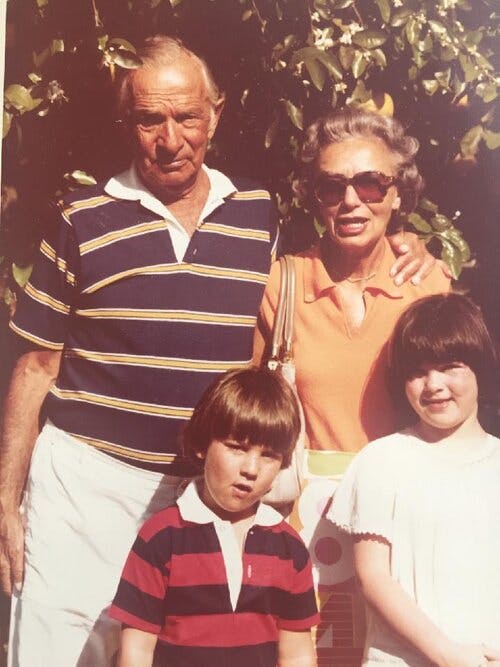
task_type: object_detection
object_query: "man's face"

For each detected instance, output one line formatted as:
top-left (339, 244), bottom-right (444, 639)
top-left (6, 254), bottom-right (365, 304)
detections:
top-left (129, 59), bottom-right (221, 201)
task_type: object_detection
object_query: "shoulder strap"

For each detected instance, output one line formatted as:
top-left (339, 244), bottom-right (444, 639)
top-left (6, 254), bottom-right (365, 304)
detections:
top-left (268, 255), bottom-right (295, 369)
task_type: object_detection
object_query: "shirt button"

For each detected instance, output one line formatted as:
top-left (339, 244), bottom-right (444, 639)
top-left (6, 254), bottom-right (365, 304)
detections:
top-left (192, 248), bottom-right (198, 256)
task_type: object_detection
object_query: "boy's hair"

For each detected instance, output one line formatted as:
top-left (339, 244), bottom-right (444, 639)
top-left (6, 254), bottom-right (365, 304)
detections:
top-left (183, 366), bottom-right (301, 469)
top-left (388, 293), bottom-right (497, 419)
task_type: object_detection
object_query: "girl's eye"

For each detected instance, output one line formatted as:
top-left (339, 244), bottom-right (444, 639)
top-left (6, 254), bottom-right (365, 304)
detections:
top-left (262, 449), bottom-right (282, 461)
top-left (442, 362), bottom-right (465, 373)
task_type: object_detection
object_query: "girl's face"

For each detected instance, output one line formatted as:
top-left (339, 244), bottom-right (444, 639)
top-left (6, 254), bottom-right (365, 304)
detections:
top-left (405, 361), bottom-right (479, 440)
top-left (198, 438), bottom-right (283, 522)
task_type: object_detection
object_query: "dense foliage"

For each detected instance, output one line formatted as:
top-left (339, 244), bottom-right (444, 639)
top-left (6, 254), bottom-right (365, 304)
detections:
top-left (2, 0), bottom-right (499, 306)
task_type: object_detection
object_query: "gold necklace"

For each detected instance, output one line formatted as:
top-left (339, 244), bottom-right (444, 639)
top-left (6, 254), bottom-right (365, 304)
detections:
top-left (344, 271), bottom-right (377, 283)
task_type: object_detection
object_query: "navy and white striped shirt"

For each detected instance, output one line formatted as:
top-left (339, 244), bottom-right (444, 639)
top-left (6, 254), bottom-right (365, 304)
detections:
top-left (10, 166), bottom-right (277, 473)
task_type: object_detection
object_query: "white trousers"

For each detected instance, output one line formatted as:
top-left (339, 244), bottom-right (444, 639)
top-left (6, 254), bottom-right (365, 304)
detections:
top-left (8, 422), bottom-right (183, 667)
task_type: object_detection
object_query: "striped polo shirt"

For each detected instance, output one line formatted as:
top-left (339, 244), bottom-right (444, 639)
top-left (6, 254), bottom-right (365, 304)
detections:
top-left (109, 481), bottom-right (319, 666)
top-left (10, 166), bottom-right (276, 474)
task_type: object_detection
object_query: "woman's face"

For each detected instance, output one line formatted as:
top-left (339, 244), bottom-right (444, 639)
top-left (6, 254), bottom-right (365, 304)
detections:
top-left (315, 137), bottom-right (401, 253)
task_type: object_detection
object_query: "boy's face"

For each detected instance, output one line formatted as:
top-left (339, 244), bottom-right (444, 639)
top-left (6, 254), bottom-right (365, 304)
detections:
top-left (198, 439), bottom-right (283, 522)
top-left (404, 362), bottom-right (479, 440)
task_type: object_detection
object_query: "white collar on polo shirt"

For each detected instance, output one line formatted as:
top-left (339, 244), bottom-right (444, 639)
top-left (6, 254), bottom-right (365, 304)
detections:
top-left (177, 480), bottom-right (282, 611)
top-left (104, 164), bottom-right (236, 262)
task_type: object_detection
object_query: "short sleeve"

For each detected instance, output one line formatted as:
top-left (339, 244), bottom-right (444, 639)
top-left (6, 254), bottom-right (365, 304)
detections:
top-left (9, 201), bottom-right (79, 350)
top-left (275, 530), bottom-right (320, 631)
top-left (108, 519), bottom-right (170, 634)
top-left (327, 438), bottom-right (401, 543)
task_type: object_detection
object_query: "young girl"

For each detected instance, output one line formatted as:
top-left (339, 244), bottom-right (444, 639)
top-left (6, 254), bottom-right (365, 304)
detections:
top-left (328, 294), bottom-right (500, 667)
top-left (109, 366), bottom-right (319, 667)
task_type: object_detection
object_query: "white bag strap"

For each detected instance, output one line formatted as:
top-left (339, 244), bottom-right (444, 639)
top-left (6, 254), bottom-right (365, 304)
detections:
top-left (268, 255), bottom-right (295, 369)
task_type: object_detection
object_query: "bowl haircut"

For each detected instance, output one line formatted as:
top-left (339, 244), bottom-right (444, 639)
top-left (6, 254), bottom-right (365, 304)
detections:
top-left (183, 366), bottom-right (301, 470)
top-left (387, 293), bottom-right (497, 422)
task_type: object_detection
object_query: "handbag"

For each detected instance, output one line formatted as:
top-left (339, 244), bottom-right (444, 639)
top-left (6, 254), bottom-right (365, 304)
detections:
top-left (263, 254), bottom-right (306, 506)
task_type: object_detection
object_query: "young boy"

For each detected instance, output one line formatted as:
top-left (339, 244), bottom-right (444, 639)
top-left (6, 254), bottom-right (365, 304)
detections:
top-left (108, 367), bottom-right (319, 667)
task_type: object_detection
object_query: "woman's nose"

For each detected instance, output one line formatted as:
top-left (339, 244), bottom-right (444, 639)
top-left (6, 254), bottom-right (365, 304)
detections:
top-left (342, 183), bottom-right (362, 207)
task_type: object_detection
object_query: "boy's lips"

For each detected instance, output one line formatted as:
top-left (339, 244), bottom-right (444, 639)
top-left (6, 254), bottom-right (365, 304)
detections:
top-left (232, 483), bottom-right (253, 497)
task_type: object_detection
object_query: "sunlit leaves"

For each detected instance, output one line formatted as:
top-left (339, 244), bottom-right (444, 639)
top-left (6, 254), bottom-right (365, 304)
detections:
top-left (352, 30), bottom-right (387, 49)
top-left (64, 170), bottom-right (98, 187)
top-left (12, 263), bottom-right (33, 289)
top-left (282, 100), bottom-right (303, 130)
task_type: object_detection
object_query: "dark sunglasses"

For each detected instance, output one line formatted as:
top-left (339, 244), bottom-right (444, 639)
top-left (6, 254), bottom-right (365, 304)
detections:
top-left (314, 171), bottom-right (399, 206)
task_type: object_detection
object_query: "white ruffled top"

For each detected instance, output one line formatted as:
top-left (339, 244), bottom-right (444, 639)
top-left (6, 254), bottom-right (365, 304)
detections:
top-left (327, 430), bottom-right (500, 666)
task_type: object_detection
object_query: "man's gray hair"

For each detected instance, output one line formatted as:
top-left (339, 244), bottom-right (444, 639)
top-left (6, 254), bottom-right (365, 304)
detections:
top-left (297, 107), bottom-right (423, 213)
top-left (117, 35), bottom-right (224, 119)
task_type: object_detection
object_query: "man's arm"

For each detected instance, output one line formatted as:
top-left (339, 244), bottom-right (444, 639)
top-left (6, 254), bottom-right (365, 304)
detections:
top-left (387, 230), bottom-right (450, 286)
top-left (117, 627), bottom-right (157, 667)
top-left (0, 349), bottom-right (61, 594)
top-left (354, 537), bottom-right (498, 667)
top-left (277, 629), bottom-right (317, 667)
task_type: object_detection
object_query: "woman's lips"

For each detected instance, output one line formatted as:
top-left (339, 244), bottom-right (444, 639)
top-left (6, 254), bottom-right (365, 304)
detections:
top-left (335, 218), bottom-right (368, 236)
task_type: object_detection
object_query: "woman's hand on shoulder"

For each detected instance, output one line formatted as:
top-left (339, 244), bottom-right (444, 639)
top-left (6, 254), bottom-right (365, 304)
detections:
top-left (387, 230), bottom-right (451, 286)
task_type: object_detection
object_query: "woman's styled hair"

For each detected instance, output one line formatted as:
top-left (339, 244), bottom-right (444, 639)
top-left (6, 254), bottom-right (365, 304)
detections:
top-left (297, 107), bottom-right (423, 213)
top-left (183, 366), bottom-right (301, 469)
top-left (387, 293), bottom-right (497, 417)
top-left (116, 35), bottom-right (224, 120)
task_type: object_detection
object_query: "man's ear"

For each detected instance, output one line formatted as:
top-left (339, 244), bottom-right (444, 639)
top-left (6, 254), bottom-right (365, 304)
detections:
top-left (208, 95), bottom-right (225, 139)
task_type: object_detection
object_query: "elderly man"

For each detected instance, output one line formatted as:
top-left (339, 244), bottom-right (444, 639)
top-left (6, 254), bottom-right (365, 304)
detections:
top-left (0, 35), bottom-right (432, 666)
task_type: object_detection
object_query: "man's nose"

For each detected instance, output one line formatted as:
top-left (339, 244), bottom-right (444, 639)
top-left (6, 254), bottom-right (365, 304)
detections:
top-left (156, 118), bottom-right (183, 154)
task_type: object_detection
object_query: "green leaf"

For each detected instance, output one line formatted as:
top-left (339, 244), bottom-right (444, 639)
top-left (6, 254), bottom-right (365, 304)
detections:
top-left (107, 38), bottom-right (137, 53)
top-left (418, 198), bottom-right (438, 214)
top-left (391, 8), bottom-right (413, 27)
top-left (408, 213), bottom-right (432, 233)
top-left (352, 30), bottom-right (387, 49)
top-left (32, 45), bottom-right (52, 70)
top-left (484, 130), bottom-right (500, 150)
top-left (372, 48), bottom-right (387, 68)
top-left (459, 55), bottom-right (476, 83)
top-left (3, 110), bottom-right (12, 138)
top-left (431, 214), bottom-right (452, 231)
top-left (283, 100), bottom-right (303, 130)
top-left (315, 51), bottom-right (343, 80)
top-left (242, 9), bottom-right (253, 21)
top-left (460, 124), bottom-right (483, 159)
top-left (440, 239), bottom-right (463, 279)
top-left (265, 115), bottom-right (279, 149)
top-left (304, 57), bottom-right (326, 91)
top-left (352, 51), bottom-right (367, 79)
top-left (476, 82), bottom-right (497, 104)
top-left (348, 79), bottom-right (370, 104)
top-left (405, 17), bottom-right (421, 45)
top-left (110, 50), bottom-right (142, 69)
top-left (28, 72), bottom-right (43, 84)
top-left (65, 170), bottom-right (97, 186)
top-left (12, 263), bottom-right (33, 289)
top-left (51, 39), bottom-right (65, 54)
top-left (441, 228), bottom-right (470, 262)
top-left (434, 68), bottom-right (451, 89)
top-left (374, 0), bottom-right (390, 24)
top-left (4, 84), bottom-right (34, 112)
top-left (422, 79), bottom-right (439, 95)
top-left (338, 45), bottom-right (355, 70)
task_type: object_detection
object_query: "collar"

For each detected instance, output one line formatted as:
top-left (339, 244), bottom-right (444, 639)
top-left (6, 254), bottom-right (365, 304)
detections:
top-left (303, 237), bottom-right (403, 303)
top-left (177, 479), bottom-right (283, 527)
top-left (104, 163), bottom-right (237, 221)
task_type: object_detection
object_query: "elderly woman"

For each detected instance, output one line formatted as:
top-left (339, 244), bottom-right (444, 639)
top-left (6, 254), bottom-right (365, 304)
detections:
top-left (254, 108), bottom-right (449, 455)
